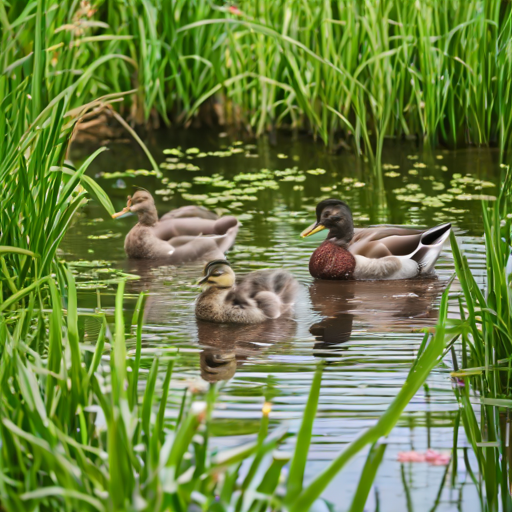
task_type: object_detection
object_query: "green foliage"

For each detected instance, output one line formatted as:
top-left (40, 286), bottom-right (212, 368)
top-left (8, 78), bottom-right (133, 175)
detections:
top-left (3, 1), bottom-right (512, 159)
top-left (444, 168), bottom-right (512, 511)
top-left (0, 272), bottom-right (450, 511)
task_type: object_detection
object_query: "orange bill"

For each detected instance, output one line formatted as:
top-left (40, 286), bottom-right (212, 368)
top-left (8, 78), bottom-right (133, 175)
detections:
top-left (112, 206), bottom-right (130, 219)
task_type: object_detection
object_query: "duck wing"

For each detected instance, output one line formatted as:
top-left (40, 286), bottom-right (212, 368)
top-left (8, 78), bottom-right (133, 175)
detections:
top-left (166, 236), bottom-right (226, 263)
top-left (160, 205), bottom-right (218, 221)
top-left (350, 223), bottom-right (451, 274)
top-left (236, 270), bottom-right (299, 318)
top-left (153, 217), bottom-right (219, 240)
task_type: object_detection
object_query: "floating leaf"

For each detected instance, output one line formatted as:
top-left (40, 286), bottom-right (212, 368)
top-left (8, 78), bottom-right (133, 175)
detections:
top-left (87, 232), bottom-right (122, 240)
top-left (163, 148), bottom-right (184, 157)
top-left (182, 193), bottom-right (208, 201)
top-left (455, 194), bottom-right (497, 201)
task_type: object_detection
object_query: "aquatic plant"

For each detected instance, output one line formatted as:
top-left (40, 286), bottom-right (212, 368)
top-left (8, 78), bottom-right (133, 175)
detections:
top-left (0, 266), bottom-right (450, 511)
top-left (3, 1), bottom-right (512, 160)
top-left (443, 168), bottom-right (512, 511)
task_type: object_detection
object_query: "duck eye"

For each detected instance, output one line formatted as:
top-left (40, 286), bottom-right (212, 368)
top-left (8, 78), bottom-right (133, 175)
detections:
top-left (212, 271), bottom-right (223, 276)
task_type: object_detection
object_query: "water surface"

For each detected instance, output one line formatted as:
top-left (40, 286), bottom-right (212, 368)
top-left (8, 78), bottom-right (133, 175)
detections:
top-left (65, 129), bottom-right (499, 511)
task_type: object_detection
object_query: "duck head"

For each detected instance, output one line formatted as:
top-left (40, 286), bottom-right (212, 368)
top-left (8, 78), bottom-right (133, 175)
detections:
top-left (301, 199), bottom-right (354, 246)
top-left (198, 259), bottom-right (236, 288)
top-left (112, 190), bottom-right (158, 226)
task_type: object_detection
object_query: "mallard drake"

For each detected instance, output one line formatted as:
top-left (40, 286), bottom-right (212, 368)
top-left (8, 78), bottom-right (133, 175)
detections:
top-left (301, 199), bottom-right (451, 280)
top-left (112, 190), bottom-right (239, 263)
top-left (195, 260), bottom-right (299, 324)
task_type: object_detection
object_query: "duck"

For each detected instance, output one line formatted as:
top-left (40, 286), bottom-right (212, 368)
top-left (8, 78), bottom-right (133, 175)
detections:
top-left (112, 190), bottom-right (239, 263)
top-left (301, 199), bottom-right (451, 280)
top-left (195, 260), bottom-right (299, 324)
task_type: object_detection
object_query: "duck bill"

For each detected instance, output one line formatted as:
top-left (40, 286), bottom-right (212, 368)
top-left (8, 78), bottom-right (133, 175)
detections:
top-left (197, 275), bottom-right (209, 285)
top-left (112, 207), bottom-right (130, 219)
top-left (301, 222), bottom-right (326, 238)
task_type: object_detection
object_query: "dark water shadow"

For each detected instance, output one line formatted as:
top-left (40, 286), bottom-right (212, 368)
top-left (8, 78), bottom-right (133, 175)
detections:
top-left (196, 318), bottom-right (297, 382)
top-left (308, 277), bottom-right (446, 351)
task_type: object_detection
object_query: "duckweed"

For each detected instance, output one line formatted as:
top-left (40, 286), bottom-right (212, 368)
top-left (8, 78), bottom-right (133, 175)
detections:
top-left (87, 232), bottom-right (122, 240)
top-left (163, 148), bottom-right (184, 157)
top-left (100, 169), bottom-right (156, 179)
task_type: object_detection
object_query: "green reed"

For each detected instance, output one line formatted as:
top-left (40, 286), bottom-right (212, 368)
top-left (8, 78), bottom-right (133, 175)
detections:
top-left (3, 1), bottom-right (512, 161)
top-left (440, 168), bottom-right (512, 511)
top-left (0, 271), bottom-right (450, 511)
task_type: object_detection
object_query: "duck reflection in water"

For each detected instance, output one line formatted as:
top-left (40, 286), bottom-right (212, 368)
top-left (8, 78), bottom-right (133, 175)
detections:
top-left (308, 277), bottom-right (446, 350)
top-left (197, 318), bottom-right (297, 382)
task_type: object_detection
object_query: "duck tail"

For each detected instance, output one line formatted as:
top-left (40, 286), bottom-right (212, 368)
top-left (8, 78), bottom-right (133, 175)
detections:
top-left (271, 270), bottom-right (300, 307)
top-left (411, 223), bottom-right (451, 274)
top-left (213, 217), bottom-right (240, 254)
top-left (242, 270), bottom-right (299, 318)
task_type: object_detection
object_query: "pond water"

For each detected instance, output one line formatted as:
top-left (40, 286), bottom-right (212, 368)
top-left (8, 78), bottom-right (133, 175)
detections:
top-left (65, 129), bottom-right (500, 512)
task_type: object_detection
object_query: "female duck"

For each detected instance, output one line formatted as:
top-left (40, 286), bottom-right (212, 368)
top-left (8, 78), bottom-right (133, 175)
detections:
top-left (112, 190), bottom-right (239, 263)
top-left (301, 199), bottom-right (451, 280)
top-left (195, 260), bottom-right (299, 324)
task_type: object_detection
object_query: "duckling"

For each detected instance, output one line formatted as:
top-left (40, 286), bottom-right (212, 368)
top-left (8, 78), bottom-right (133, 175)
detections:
top-left (112, 190), bottom-right (239, 263)
top-left (195, 260), bottom-right (299, 324)
top-left (301, 199), bottom-right (451, 280)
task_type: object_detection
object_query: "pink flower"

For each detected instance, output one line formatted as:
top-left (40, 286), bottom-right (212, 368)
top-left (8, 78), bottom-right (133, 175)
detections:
top-left (229, 5), bottom-right (242, 15)
top-left (397, 451), bottom-right (426, 463)
top-left (398, 449), bottom-right (450, 465)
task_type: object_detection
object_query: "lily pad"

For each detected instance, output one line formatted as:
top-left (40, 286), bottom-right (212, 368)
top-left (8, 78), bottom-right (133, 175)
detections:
top-left (163, 148), bottom-right (184, 157)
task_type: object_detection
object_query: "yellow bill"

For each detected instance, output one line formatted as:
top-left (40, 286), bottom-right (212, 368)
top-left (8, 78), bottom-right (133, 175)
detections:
top-left (301, 222), bottom-right (326, 238)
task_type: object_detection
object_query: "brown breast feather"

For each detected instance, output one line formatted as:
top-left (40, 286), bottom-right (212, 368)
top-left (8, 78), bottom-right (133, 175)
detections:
top-left (309, 241), bottom-right (356, 280)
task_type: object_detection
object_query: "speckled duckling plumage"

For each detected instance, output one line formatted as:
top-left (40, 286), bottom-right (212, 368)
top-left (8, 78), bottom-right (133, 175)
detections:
top-left (195, 260), bottom-right (299, 324)
top-left (302, 199), bottom-right (451, 281)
